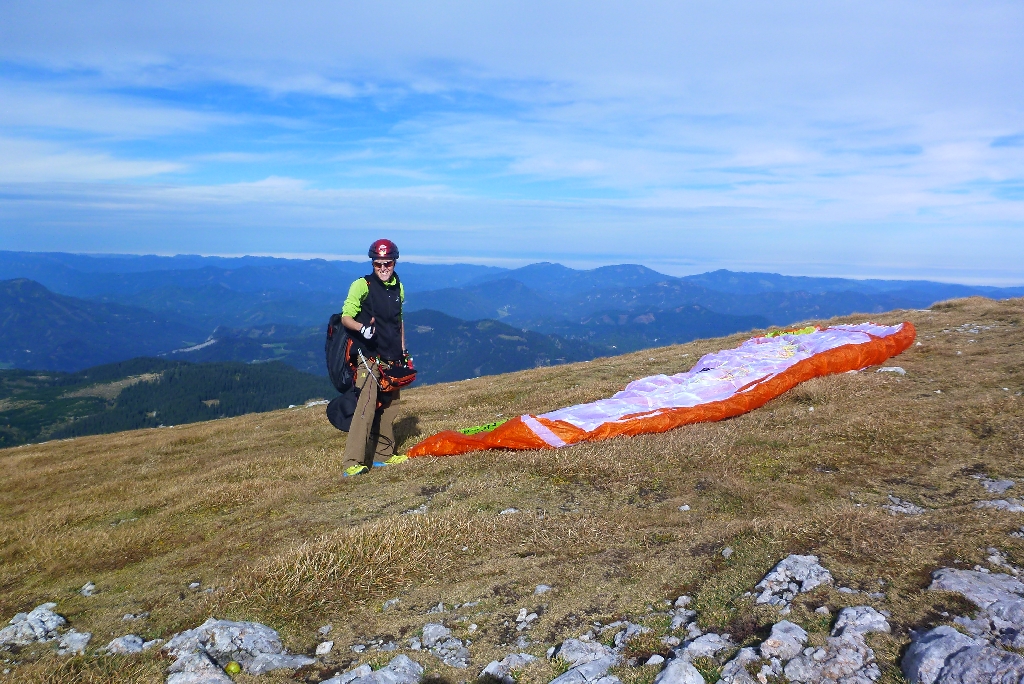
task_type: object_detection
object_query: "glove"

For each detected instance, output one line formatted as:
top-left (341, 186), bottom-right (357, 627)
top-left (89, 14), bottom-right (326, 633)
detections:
top-left (402, 349), bottom-right (414, 369)
top-left (359, 324), bottom-right (375, 340)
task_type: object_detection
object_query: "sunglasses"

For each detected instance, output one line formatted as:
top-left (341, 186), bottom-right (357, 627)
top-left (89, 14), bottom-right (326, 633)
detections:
top-left (373, 260), bottom-right (395, 269)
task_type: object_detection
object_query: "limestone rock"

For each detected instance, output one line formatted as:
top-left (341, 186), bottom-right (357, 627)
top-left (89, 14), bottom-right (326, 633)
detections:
top-left (322, 663), bottom-right (372, 684)
top-left (343, 655), bottom-right (424, 684)
top-left (676, 632), bottom-right (733, 662)
top-left (759, 620), bottom-right (807, 661)
top-left (105, 634), bottom-right (145, 654)
top-left (652, 658), bottom-right (705, 684)
top-left (901, 626), bottom-right (978, 684)
top-left (431, 636), bottom-right (470, 668)
top-left (973, 476), bottom-right (1015, 494)
top-left (832, 606), bottom-right (890, 637)
top-left (420, 623), bottom-right (451, 648)
top-left (938, 644), bottom-right (1024, 682)
top-left (480, 652), bottom-right (537, 684)
top-left (163, 617), bottom-right (311, 677)
top-left (248, 652), bottom-right (315, 674)
top-left (57, 628), bottom-right (91, 655)
top-left (716, 646), bottom-right (761, 684)
top-left (783, 631), bottom-right (881, 683)
top-left (883, 495), bottom-right (927, 515)
top-left (553, 638), bottom-right (617, 666)
top-left (670, 610), bottom-right (696, 631)
top-left (317, 641), bottom-right (334, 656)
top-left (0, 603), bottom-right (66, 647)
top-left (167, 651), bottom-right (233, 684)
top-left (929, 569), bottom-right (1024, 609)
top-left (975, 499), bottom-right (1024, 513)
top-left (755, 555), bottom-right (834, 608)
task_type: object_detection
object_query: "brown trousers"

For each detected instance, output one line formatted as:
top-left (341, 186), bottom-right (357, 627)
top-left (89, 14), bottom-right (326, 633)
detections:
top-left (342, 365), bottom-right (401, 468)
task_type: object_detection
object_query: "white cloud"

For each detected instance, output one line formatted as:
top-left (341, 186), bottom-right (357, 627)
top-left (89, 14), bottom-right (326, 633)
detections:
top-left (0, 80), bottom-right (232, 137)
top-left (0, 137), bottom-right (183, 181)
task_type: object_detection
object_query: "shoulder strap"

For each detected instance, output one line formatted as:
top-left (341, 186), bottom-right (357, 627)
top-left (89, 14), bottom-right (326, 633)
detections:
top-left (363, 275), bottom-right (375, 322)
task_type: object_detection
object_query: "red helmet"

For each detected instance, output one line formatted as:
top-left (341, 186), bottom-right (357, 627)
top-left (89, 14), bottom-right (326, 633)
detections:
top-left (368, 239), bottom-right (399, 261)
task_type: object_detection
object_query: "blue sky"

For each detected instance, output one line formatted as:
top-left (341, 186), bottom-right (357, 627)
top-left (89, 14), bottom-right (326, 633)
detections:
top-left (1, 1), bottom-right (1022, 284)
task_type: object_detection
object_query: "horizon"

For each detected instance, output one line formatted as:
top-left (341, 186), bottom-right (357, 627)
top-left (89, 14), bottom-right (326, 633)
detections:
top-left (4, 248), bottom-right (1024, 288)
top-left (1, 2), bottom-right (1022, 286)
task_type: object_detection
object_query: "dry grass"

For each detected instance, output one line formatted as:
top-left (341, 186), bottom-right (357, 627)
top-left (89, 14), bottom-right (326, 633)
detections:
top-left (1, 297), bottom-right (1022, 683)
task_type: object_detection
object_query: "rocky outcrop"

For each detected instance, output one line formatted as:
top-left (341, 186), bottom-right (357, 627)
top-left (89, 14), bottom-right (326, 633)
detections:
top-left (0, 603), bottom-right (66, 647)
top-left (323, 655), bottom-right (424, 684)
top-left (903, 566), bottom-right (1024, 683)
top-left (754, 554), bottom-right (834, 611)
top-left (480, 653), bottom-right (538, 684)
top-left (163, 618), bottom-right (313, 682)
top-left (781, 606), bottom-right (889, 684)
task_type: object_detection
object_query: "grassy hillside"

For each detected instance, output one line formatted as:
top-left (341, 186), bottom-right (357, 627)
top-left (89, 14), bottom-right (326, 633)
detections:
top-left (0, 297), bottom-right (1021, 683)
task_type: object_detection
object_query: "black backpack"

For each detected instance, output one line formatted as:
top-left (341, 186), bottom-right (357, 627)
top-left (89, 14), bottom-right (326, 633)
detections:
top-left (325, 313), bottom-right (355, 393)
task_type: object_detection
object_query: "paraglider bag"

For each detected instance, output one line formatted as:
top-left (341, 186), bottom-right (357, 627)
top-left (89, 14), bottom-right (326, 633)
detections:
top-left (376, 358), bottom-right (417, 392)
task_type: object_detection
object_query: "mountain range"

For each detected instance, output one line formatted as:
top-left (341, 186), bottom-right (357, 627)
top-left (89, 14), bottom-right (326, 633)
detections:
top-left (3, 250), bottom-right (1022, 381)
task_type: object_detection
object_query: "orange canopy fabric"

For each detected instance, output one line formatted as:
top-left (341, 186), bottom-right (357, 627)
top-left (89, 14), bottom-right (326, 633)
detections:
top-left (407, 321), bottom-right (916, 458)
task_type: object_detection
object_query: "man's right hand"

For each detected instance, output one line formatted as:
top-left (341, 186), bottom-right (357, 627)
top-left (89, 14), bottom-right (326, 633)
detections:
top-left (359, 324), bottom-right (375, 340)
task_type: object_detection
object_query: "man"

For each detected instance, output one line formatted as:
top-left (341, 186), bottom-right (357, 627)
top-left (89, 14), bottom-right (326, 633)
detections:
top-left (340, 238), bottom-right (407, 476)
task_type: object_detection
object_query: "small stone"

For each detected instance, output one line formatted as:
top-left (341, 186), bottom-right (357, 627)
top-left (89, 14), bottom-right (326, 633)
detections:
top-left (815, 606), bottom-right (830, 615)
top-left (427, 602), bottom-right (445, 614)
top-left (759, 621), bottom-right (807, 661)
top-left (653, 658), bottom-right (705, 684)
top-left (535, 584), bottom-right (553, 595)
top-left (383, 598), bottom-right (400, 611)
top-left (722, 547), bottom-right (734, 559)
top-left (57, 629), bottom-right (91, 655)
top-left (678, 505), bottom-right (690, 511)
top-left (500, 508), bottom-right (519, 515)
top-left (80, 582), bottom-right (96, 597)
top-left (481, 653), bottom-right (537, 684)
top-left (976, 498), bottom-right (1024, 512)
top-left (884, 495), bottom-right (927, 515)
top-left (673, 595), bottom-right (692, 608)
top-left (325, 663), bottom-right (372, 684)
top-left (877, 366), bottom-right (906, 375)
top-left (316, 641), bottom-right (334, 656)
top-left (421, 623), bottom-right (452, 648)
top-left (351, 644), bottom-right (366, 653)
top-left (677, 632), bottom-right (733, 662)
top-left (831, 606), bottom-right (890, 637)
top-left (318, 624), bottom-right (332, 635)
top-left (188, 582), bottom-right (201, 590)
top-left (105, 634), bottom-right (145, 654)
top-left (645, 654), bottom-right (665, 666)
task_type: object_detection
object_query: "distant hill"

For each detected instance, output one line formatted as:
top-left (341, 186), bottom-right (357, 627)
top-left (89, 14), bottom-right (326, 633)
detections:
top-left (0, 357), bottom-right (335, 447)
top-left (166, 310), bottom-right (602, 385)
top-left (531, 305), bottom-right (769, 353)
top-left (0, 279), bottom-right (206, 372)
top-left (404, 310), bottom-right (600, 383)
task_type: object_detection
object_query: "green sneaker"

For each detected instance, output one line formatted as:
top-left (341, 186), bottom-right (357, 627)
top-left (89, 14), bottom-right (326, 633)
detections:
top-left (343, 465), bottom-right (370, 477)
top-left (384, 454), bottom-right (408, 465)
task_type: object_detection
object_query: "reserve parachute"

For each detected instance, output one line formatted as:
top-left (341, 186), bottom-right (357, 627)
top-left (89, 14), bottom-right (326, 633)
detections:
top-left (406, 321), bottom-right (916, 457)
